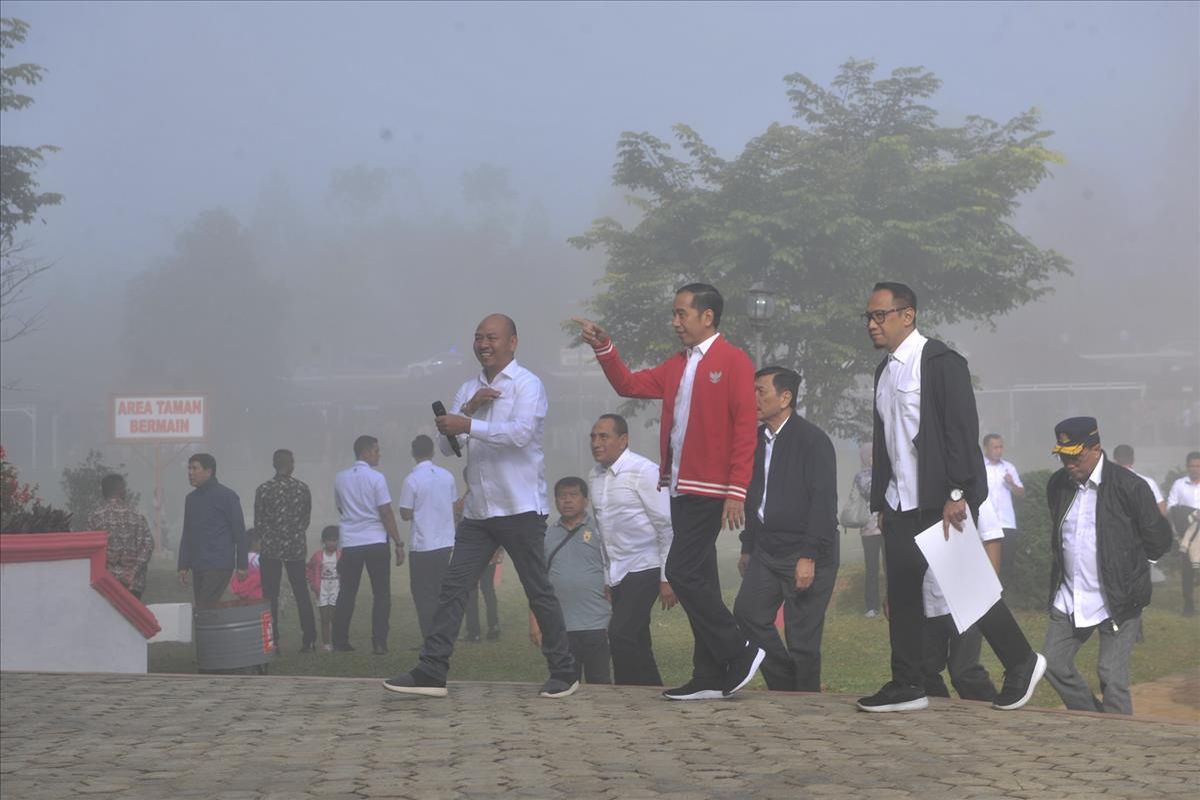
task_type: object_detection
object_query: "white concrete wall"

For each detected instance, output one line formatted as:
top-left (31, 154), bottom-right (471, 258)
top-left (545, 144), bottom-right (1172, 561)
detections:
top-left (146, 603), bottom-right (193, 643)
top-left (0, 558), bottom-right (148, 673)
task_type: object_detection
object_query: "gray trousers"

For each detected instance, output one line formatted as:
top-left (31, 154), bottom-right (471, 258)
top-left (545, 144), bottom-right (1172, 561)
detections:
top-left (922, 616), bottom-right (996, 701)
top-left (1043, 606), bottom-right (1141, 715)
top-left (733, 549), bottom-right (838, 692)
top-left (410, 547), bottom-right (453, 639)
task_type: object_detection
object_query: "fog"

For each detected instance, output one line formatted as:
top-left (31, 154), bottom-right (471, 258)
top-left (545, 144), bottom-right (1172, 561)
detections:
top-left (1, 1), bottom-right (1197, 534)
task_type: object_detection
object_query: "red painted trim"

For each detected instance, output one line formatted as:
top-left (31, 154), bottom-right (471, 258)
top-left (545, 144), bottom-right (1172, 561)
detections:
top-left (0, 532), bottom-right (162, 639)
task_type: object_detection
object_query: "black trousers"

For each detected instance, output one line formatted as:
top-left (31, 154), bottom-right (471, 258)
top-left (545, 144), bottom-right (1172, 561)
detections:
top-left (192, 569), bottom-right (232, 609)
top-left (922, 616), bottom-right (997, 701)
top-left (608, 567), bottom-right (663, 685)
top-left (332, 542), bottom-right (391, 649)
top-left (733, 548), bottom-right (838, 692)
top-left (862, 534), bottom-right (883, 612)
top-left (882, 508), bottom-right (1033, 688)
top-left (568, 629), bottom-right (612, 684)
top-left (417, 512), bottom-right (574, 682)
top-left (410, 547), bottom-right (453, 639)
top-left (464, 562), bottom-right (499, 637)
top-left (260, 556), bottom-right (317, 648)
top-left (666, 495), bottom-right (748, 683)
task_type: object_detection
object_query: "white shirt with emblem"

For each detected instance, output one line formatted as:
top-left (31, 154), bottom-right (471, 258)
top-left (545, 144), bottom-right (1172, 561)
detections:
top-left (334, 461), bottom-right (392, 548)
top-left (398, 460), bottom-right (458, 552)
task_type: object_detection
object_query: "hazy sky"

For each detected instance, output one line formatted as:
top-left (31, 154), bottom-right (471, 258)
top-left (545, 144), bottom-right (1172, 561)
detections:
top-left (4, 1), bottom-right (1197, 286)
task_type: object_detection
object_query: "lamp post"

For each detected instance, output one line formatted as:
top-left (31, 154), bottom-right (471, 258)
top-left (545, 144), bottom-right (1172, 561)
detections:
top-left (746, 282), bottom-right (777, 368)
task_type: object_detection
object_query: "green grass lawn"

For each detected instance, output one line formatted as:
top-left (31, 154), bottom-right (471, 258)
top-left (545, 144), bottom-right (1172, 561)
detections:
top-left (147, 559), bottom-right (1200, 709)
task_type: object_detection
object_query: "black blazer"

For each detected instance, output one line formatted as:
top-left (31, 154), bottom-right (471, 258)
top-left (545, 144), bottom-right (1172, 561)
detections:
top-left (870, 337), bottom-right (987, 515)
top-left (740, 413), bottom-right (839, 563)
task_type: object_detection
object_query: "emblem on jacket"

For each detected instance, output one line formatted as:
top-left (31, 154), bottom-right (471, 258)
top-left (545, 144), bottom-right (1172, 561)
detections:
top-left (709, 371), bottom-right (723, 384)
top-left (583, 530), bottom-right (592, 543)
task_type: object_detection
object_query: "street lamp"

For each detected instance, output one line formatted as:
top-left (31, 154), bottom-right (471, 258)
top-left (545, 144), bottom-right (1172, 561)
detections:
top-left (746, 282), bottom-right (776, 367)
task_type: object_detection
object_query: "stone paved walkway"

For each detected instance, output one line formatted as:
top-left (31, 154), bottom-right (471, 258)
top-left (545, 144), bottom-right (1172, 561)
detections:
top-left (2, 672), bottom-right (1198, 800)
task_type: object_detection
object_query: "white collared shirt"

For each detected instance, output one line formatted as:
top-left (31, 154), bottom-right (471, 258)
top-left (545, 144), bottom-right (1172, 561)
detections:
top-left (757, 413), bottom-right (793, 523)
top-left (670, 331), bottom-right (720, 496)
top-left (1130, 470), bottom-right (1164, 505)
top-left (1167, 476), bottom-right (1200, 510)
top-left (924, 497), bottom-right (1006, 617)
top-left (876, 329), bottom-right (928, 511)
top-left (1053, 454), bottom-right (1109, 627)
top-left (985, 458), bottom-right (1024, 528)
top-left (397, 460), bottom-right (458, 552)
top-left (590, 448), bottom-right (674, 585)
top-left (334, 460), bottom-right (392, 548)
top-left (447, 359), bottom-right (548, 519)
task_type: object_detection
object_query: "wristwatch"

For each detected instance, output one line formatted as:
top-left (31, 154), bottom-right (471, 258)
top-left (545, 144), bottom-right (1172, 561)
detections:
top-left (948, 488), bottom-right (964, 503)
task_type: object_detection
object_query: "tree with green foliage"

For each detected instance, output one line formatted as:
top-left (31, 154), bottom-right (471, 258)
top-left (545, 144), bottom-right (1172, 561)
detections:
top-left (571, 59), bottom-right (1070, 437)
top-left (0, 17), bottom-right (62, 343)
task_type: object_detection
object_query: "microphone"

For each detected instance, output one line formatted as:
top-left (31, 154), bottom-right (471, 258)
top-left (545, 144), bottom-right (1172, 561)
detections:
top-left (432, 401), bottom-right (463, 457)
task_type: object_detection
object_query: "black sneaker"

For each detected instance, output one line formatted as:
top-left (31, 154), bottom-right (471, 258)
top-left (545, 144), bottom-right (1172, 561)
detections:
top-left (856, 681), bottom-right (929, 712)
top-left (992, 652), bottom-right (1046, 711)
top-left (662, 680), bottom-right (726, 701)
top-left (332, 644), bottom-right (355, 652)
top-left (461, 633), bottom-right (481, 643)
top-left (722, 642), bottom-right (766, 696)
top-left (538, 676), bottom-right (580, 698)
top-left (298, 642), bottom-right (316, 654)
top-left (372, 643), bottom-right (388, 656)
top-left (382, 669), bottom-right (448, 698)
top-left (486, 626), bottom-right (502, 641)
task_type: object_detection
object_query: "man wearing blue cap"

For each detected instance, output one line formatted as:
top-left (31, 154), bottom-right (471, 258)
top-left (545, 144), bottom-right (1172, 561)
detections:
top-left (1043, 416), bottom-right (1173, 714)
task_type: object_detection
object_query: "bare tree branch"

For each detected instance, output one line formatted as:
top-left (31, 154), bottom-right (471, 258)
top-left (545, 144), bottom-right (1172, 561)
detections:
top-left (0, 238), bottom-right (52, 342)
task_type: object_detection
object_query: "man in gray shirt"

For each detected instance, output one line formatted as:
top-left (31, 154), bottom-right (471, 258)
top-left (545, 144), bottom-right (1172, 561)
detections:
top-left (530, 477), bottom-right (611, 684)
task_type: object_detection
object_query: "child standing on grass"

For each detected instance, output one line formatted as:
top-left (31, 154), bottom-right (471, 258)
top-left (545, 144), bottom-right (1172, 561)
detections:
top-left (307, 526), bottom-right (342, 651)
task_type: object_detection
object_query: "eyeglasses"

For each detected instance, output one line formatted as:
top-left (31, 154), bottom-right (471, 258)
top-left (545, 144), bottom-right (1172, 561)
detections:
top-left (861, 307), bottom-right (911, 325)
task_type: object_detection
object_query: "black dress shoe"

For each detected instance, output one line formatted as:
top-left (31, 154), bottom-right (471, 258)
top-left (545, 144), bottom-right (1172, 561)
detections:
top-left (332, 644), bottom-right (355, 652)
top-left (372, 643), bottom-right (388, 655)
top-left (299, 642), bottom-right (316, 654)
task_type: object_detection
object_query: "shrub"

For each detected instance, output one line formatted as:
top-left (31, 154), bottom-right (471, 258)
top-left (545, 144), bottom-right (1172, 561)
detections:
top-left (1006, 468), bottom-right (1056, 610)
top-left (1, 446), bottom-right (73, 533)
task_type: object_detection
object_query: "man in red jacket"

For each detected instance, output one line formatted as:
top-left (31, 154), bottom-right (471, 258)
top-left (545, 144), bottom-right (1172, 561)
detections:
top-left (575, 283), bottom-right (764, 700)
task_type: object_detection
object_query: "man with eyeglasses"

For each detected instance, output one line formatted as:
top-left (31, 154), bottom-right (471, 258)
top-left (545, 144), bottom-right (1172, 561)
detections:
top-left (857, 281), bottom-right (1046, 713)
top-left (1043, 417), bottom-right (1172, 713)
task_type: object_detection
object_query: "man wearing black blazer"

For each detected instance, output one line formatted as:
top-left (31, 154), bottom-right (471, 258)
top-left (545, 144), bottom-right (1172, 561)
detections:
top-left (858, 281), bottom-right (1045, 712)
top-left (734, 366), bottom-right (839, 692)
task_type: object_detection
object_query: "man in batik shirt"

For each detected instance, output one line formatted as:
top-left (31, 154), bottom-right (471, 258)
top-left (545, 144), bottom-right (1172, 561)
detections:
top-left (254, 449), bottom-right (317, 651)
top-left (88, 474), bottom-right (154, 599)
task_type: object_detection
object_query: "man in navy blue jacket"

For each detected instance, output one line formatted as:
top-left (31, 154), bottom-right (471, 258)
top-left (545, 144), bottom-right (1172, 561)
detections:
top-left (734, 366), bottom-right (839, 692)
top-left (178, 453), bottom-right (248, 608)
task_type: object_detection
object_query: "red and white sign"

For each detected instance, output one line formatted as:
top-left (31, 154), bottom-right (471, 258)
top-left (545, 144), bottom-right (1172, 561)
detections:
top-left (113, 395), bottom-right (207, 441)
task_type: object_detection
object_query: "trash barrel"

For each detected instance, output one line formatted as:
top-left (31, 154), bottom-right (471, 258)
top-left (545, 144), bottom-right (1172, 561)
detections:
top-left (194, 600), bottom-right (275, 673)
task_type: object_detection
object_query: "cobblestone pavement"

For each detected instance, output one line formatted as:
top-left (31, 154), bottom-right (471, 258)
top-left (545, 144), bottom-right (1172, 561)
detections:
top-left (2, 672), bottom-right (1198, 800)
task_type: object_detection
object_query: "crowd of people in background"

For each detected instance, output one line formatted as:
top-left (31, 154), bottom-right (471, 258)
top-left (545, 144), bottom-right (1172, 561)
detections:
top-left (90, 283), bottom-right (1199, 717)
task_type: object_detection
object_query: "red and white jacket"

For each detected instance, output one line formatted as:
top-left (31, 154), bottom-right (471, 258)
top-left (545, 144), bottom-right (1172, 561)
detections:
top-left (592, 334), bottom-right (757, 502)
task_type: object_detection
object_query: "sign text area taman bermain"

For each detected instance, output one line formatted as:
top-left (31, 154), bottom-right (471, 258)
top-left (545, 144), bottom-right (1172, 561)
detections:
top-left (113, 395), bottom-right (207, 441)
